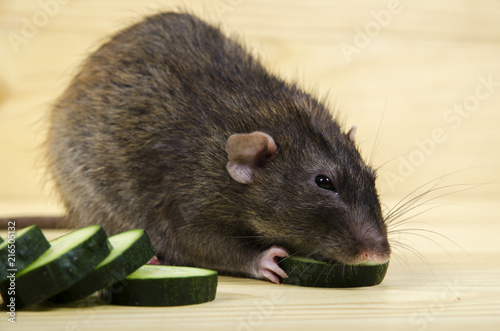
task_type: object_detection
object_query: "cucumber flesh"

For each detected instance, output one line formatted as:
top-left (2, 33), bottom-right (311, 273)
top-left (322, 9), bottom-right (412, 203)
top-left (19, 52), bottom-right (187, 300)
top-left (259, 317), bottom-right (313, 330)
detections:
top-left (0, 225), bottom-right (111, 309)
top-left (0, 225), bottom-right (50, 283)
top-left (102, 265), bottom-right (218, 306)
top-left (279, 256), bottom-right (389, 288)
top-left (49, 229), bottom-right (155, 303)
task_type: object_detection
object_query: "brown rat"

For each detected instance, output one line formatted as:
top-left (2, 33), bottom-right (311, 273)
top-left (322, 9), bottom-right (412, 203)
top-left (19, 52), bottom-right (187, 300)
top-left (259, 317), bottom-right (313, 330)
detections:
top-left (45, 12), bottom-right (390, 283)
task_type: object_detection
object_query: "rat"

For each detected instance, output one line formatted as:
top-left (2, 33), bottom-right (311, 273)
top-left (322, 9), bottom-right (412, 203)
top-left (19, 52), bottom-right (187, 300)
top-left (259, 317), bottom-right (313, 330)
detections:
top-left (45, 12), bottom-right (391, 284)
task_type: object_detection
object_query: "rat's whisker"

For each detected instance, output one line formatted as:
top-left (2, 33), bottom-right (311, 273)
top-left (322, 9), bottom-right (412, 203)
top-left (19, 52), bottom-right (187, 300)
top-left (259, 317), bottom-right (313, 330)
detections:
top-left (385, 181), bottom-right (480, 225)
top-left (391, 227), bottom-right (478, 266)
top-left (386, 205), bottom-right (442, 229)
top-left (368, 94), bottom-right (388, 166)
top-left (384, 168), bottom-right (479, 220)
top-left (389, 239), bottom-right (434, 274)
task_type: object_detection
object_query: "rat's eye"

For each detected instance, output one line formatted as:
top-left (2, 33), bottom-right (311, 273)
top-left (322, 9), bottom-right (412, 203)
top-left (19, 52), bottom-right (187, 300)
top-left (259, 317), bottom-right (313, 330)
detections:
top-left (315, 175), bottom-right (337, 192)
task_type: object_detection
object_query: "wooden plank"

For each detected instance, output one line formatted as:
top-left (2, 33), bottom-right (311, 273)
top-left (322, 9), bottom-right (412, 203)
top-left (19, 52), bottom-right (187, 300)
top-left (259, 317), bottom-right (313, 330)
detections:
top-left (1, 0), bottom-right (499, 206)
top-left (0, 226), bottom-right (499, 331)
top-left (0, 0), bottom-right (499, 329)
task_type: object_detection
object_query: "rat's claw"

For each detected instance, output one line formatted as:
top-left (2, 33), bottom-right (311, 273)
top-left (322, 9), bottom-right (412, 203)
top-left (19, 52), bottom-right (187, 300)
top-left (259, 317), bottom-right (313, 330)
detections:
top-left (255, 245), bottom-right (289, 284)
top-left (147, 255), bottom-right (162, 265)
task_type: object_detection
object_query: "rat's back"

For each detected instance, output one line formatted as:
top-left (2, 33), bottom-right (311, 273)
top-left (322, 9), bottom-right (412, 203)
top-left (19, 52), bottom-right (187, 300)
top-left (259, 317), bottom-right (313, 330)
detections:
top-left (46, 12), bottom-right (310, 233)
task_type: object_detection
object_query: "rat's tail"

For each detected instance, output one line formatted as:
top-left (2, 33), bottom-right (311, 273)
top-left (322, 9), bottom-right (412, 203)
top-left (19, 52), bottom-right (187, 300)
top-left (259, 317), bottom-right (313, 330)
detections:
top-left (0, 216), bottom-right (69, 229)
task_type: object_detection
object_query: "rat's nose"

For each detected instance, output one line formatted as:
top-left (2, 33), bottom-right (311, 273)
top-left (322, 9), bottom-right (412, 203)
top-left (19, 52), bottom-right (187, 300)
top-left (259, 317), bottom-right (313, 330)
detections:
top-left (356, 249), bottom-right (390, 265)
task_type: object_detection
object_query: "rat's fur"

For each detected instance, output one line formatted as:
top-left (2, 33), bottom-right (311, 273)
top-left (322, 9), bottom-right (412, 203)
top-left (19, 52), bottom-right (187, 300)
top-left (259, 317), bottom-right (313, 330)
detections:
top-left (46, 12), bottom-right (390, 279)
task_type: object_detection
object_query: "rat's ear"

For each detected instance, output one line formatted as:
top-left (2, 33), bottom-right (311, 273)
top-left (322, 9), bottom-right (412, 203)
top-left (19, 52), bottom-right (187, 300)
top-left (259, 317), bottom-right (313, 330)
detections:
top-left (225, 131), bottom-right (278, 184)
top-left (347, 125), bottom-right (357, 143)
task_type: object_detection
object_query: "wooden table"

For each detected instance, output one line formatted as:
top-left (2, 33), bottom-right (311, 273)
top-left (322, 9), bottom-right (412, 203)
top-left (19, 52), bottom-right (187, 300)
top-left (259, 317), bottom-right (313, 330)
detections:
top-left (1, 0), bottom-right (499, 330)
top-left (0, 223), bottom-right (499, 331)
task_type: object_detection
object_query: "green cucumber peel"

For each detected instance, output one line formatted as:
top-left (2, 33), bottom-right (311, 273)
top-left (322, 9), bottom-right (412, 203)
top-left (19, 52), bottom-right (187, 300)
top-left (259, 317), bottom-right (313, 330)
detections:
top-left (0, 225), bottom-right (111, 309)
top-left (49, 229), bottom-right (155, 303)
top-left (279, 256), bottom-right (389, 288)
top-left (0, 225), bottom-right (50, 283)
top-left (102, 265), bottom-right (218, 307)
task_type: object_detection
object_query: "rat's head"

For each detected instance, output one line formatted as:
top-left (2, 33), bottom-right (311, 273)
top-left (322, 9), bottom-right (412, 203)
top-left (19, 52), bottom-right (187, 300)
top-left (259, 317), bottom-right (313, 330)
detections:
top-left (225, 106), bottom-right (390, 266)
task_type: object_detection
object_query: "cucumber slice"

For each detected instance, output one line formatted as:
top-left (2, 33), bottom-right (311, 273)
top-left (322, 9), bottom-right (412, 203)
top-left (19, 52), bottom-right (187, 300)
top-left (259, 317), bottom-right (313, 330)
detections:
top-left (279, 256), bottom-right (389, 288)
top-left (49, 229), bottom-right (155, 303)
top-left (102, 265), bottom-right (218, 306)
top-left (0, 225), bottom-right (50, 283)
top-left (0, 225), bottom-right (111, 309)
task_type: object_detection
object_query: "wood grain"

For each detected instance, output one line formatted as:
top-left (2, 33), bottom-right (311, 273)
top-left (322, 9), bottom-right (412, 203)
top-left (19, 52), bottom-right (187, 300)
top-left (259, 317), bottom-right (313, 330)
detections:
top-left (0, 0), bottom-right (499, 329)
top-left (0, 227), bottom-right (499, 331)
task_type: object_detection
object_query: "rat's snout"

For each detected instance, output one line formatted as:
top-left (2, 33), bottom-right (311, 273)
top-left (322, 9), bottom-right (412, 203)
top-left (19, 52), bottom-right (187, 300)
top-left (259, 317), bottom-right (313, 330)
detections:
top-left (347, 237), bottom-right (391, 265)
top-left (319, 209), bottom-right (391, 265)
top-left (356, 245), bottom-right (391, 265)
top-left (346, 215), bottom-right (391, 265)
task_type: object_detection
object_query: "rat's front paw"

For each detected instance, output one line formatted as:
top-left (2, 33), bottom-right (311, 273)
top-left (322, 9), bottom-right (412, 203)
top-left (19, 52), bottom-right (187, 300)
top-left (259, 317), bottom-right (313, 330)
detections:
top-left (147, 255), bottom-right (162, 265)
top-left (254, 246), bottom-right (289, 284)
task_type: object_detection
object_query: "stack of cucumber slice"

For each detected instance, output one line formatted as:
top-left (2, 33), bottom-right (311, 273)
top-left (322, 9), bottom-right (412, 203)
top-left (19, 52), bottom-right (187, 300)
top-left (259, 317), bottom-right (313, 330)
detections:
top-left (0, 225), bottom-right (218, 309)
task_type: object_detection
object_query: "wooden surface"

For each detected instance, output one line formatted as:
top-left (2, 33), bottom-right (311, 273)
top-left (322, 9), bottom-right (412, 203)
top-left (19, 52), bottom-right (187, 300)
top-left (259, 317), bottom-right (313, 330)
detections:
top-left (1, 0), bottom-right (500, 330)
top-left (0, 228), bottom-right (499, 331)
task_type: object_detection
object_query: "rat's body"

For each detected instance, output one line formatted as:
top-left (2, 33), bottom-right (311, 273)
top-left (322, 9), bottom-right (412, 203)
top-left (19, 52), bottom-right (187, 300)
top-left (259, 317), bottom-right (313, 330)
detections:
top-left (46, 12), bottom-right (390, 283)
